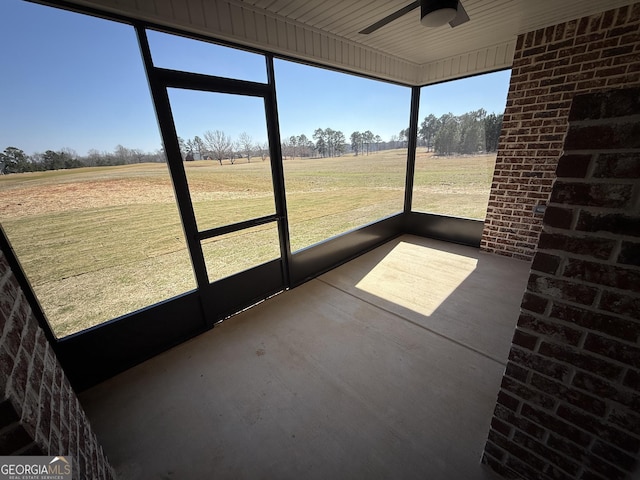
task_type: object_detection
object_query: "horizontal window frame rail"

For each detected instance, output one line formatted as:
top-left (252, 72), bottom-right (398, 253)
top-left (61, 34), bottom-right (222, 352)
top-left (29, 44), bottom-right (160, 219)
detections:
top-left (197, 214), bottom-right (280, 241)
top-left (155, 67), bottom-right (270, 97)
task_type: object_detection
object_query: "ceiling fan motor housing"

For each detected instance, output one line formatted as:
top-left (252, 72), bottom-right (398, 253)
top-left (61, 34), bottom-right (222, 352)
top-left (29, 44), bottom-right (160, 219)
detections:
top-left (421, 0), bottom-right (459, 27)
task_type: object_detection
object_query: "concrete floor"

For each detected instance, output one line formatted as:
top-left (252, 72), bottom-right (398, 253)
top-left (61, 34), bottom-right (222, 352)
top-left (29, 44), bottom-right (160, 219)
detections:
top-left (80, 235), bottom-right (531, 480)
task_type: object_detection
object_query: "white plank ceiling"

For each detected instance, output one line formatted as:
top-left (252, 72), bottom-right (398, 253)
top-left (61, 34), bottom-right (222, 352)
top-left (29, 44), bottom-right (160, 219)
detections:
top-left (53, 0), bottom-right (638, 85)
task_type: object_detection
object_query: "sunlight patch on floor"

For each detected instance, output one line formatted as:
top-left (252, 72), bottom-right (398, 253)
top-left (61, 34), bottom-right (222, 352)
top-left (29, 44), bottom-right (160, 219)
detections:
top-left (354, 240), bottom-right (478, 316)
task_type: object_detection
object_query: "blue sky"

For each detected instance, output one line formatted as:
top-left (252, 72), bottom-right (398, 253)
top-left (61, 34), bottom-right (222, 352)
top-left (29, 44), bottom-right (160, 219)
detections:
top-left (0, 0), bottom-right (510, 156)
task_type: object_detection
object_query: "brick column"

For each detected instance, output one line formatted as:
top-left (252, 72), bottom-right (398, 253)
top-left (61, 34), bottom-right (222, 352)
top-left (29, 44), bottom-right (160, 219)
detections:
top-left (481, 3), bottom-right (640, 261)
top-left (482, 87), bottom-right (640, 479)
top-left (0, 232), bottom-right (114, 479)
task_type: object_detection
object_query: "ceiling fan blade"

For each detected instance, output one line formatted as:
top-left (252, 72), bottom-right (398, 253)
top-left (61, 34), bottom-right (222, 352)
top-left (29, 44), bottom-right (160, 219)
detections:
top-left (359, 0), bottom-right (421, 34)
top-left (449, 1), bottom-right (470, 27)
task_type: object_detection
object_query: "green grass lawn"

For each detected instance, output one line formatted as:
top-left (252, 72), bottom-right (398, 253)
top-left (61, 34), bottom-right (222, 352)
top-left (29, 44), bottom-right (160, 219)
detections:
top-left (0, 149), bottom-right (495, 337)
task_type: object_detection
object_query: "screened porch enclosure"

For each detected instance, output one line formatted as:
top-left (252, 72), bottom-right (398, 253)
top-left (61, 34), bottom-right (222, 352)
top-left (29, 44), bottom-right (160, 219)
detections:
top-left (1, 1), bottom-right (507, 390)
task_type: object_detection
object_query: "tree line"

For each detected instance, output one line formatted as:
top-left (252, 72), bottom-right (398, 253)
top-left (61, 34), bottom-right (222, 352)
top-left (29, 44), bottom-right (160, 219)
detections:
top-left (349, 131), bottom-right (384, 156)
top-left (1, 109), bottom-right (503, 175)
top-left (282, 128), bottom-right (412, 159)
top-left (0, 145), bottom-right (166, 175)
top-left (180, 127), bottom-right (386, 162)
top-left (179, 131), bottom-right (271, 164)
top-left (404, 109), bottom-right (503, 155)
top-left (182, 128), bottom-right (360, 162)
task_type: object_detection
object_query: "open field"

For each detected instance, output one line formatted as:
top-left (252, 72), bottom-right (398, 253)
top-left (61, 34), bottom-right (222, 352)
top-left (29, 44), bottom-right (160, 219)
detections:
top-left (413, 151), bottom-right (496, 219)
top-left (0, 149), bottom-right (495, 337)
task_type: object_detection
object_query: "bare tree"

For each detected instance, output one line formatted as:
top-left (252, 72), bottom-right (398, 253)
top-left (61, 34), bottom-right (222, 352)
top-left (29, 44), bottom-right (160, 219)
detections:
top-left (258, 142), bottom-right (269, 161)
top-left (230, 141), bottom-right (241, 164)
top-left (281, 138), bottom-right (290, 160)
top-left (203, 130), bottom-right (231, 165)
top-left (131, 148), bottom-right (146, 163)
top-left (238, 132), bottom-right (253, 163)
top-left (114, 144), bottom-right (133, 164)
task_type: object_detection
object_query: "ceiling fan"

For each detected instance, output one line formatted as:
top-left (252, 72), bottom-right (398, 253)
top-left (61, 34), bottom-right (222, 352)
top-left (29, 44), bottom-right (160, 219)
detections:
top-left (359, 0), bottom-right (470, 34)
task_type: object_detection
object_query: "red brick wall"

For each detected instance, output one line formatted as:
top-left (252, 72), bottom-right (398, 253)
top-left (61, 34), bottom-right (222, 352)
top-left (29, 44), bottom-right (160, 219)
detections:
top-left (483, 87), bottom-right (640, 479)
top-left (0, 239), bottom-right (114, 479)
top-left (481, 3), bottom-right (640, 261)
